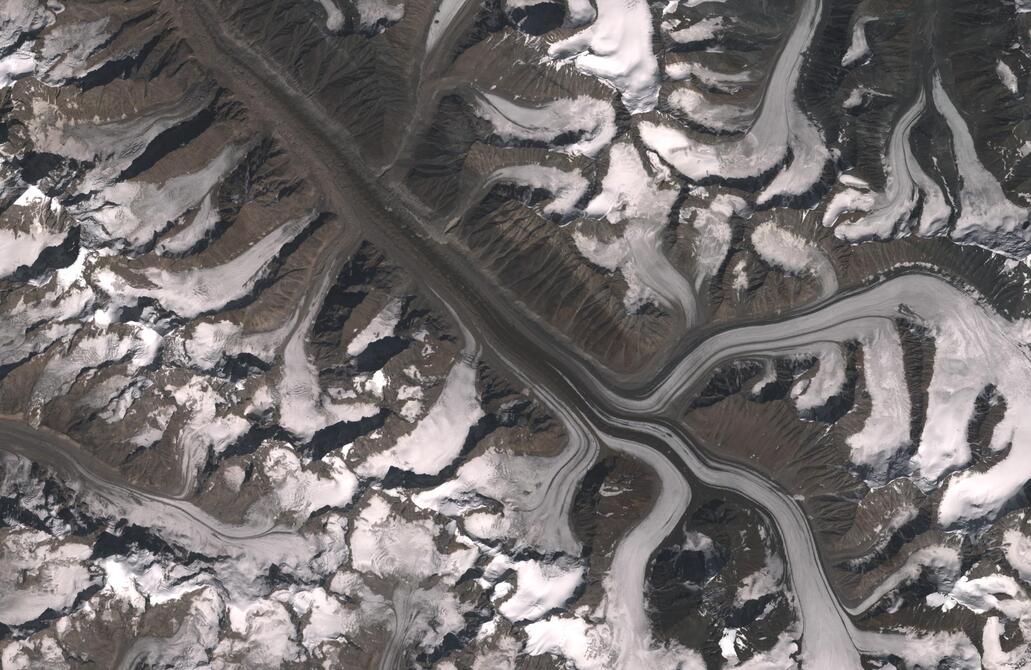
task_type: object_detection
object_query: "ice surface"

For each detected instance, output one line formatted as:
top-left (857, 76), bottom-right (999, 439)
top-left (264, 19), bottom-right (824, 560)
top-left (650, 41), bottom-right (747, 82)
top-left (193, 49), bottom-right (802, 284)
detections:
top-left (154, 191), bottom-right (220, 257)
top-left (278, 271), bottom-right (381, 441)
top-left (823, 91), bottom-right (950, 240)
top-left (34, 17), bottom-right (110, 84)
top-left (2, 637), bottom-right (70, 670)
top-left (170, 376), bottom-right (250, 494)
top-left (848, 323), bottom-right (911, 473)
top-left (735, 551), bottom-right (785, 606)
top-left (790, 344), bottom-right (846, 412)
top-left (853, 628), bottom-right (980, 669)
top-left (0, 45), bottom-right (35, 88)
top-left (312, 0), bottom-right (345, 30)
top-left (841, 16), bottom-right (872, 66)
top-left (665, 59), bottom-right (755, 93)
top-left (263, 446), bottom-right (359, 519)
top-left (354, 0), bottom-right (404, 28)
top-left (350, 494), bottom-right (478, 580)
top-left (685, 194), bottom-right (746, 288)
top-left (98, 211), bottom-right (315, 318)
top-left (524, 434), bottom-right (704, 669)
top-left (346, 299), bottom-right (402, 357)
top-left (982, 615), bottom-right (1031, 668)
top-left (852, 545), bottom-right (960, 615)
top-left (474, 93), bottom-right (616, 157)
top-left (490, 165), bottom-right (588, 216)
top-left (641, 0), bottom-right (829, 203)
top-left (932, 74), bottom-right (1031, 258)
top-left (1004, 529), bottom-right (1031, 582)
top-left (751, 221), bottom-right (838, 298)
top-left (576, 142), bottom-right (696, 321)
top-left (426, 0), bottom-right (470, 54)
top-left (0, 1), bottom-right (53, 53)
top-left (81, 143), bottom-right (246, 250)
top-left (932, 573), bottom-right (1031, 619)
top-left (29, 324), bottom-right (161, 416)
top-left (413, 446), bottom-right (581, 553)
top-left (585, 142), bottom-right (678, 224)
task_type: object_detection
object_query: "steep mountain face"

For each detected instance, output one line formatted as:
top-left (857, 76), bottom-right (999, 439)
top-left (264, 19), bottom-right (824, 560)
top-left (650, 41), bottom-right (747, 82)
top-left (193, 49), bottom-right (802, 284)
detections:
top-left (3, 0), bottom-right (1031, 667)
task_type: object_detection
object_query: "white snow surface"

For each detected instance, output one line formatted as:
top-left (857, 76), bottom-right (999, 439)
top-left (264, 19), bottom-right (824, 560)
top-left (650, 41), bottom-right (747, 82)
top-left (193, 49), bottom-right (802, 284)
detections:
top-left (34, 17), bottom-right (111, 85)
top-left (585, 142), bottom-right (677, 224)
top-left (732, 259), bottom-right (749, 291)
top-left (524, 616), bottom-right (704, 670)
top-left (933, 573), bottom-right (1031, 619)
top-left (169, 376), bottom-right (250, 493)
top-left (154, 190), bottom-right (220, 256)
top-left (666, 17), bottom-right (724, 45)
top-left (983, 615), bottom-right (1031, 669)
top-left (2, 637), bottom-right (69, 670)
top-left (909, 301), bottom-right (1031, 525)
top-left (80, 143), bottom-right (245, 250)
top-left (546, 0), bottom-right (660, 114)
top-left (852, 545), bottom-right (961, 615)
top-left (1003, 529), bottom-right (1031, 583)
top-left (497, 559), bottom-right (584, 622)
top-left (0, 45), bottom-right (35, 88)
top-left (735, 552), bottom-right (785, 606)
top-left (854, 628), bottom-right (980, 669)
top-left (263, 446), bottom-right (359, 519)
top-left (997, 60), bottom-right (1019, 94)
top-left (0, 529), bottom-right (94, 626)
top-left (0, 188), bottom-right (66, 278)
top-left (426, 0), bottom-right (469, 54)
top-left (667, 86), bottom-right (752, 133)
top-left (665, 59), bottom-right (755, 93)
top-left (360, 352), bottom-right (482, 477)
top-left (350, 495), bottom-right (478, 581)
top-left (354, 0), bottom-right (405, 29)
top-left (412, 444), bottom-right (581, 554)
top-left (278, 288), bottom-right (381, 441)
top-left (29, 323), bottom-right (161, 416)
